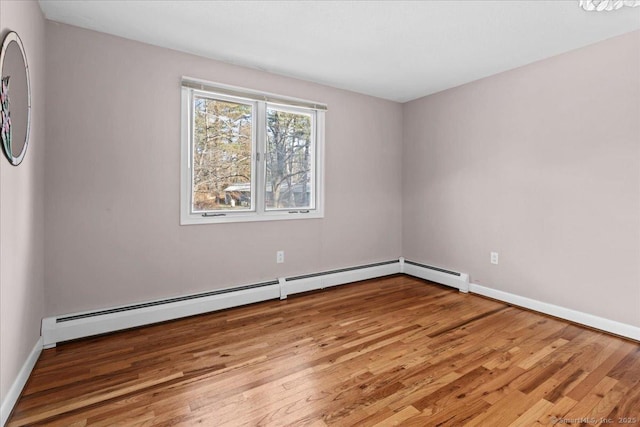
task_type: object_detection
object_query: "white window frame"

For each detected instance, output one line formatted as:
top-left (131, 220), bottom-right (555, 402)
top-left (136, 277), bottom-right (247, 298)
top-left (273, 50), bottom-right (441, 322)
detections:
top-left (180, 78), bottom-right (325, 225)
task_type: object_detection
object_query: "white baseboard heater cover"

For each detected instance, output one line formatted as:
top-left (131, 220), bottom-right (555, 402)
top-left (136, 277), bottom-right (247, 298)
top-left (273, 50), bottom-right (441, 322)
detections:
top-left (36, 257), bottom-right (640, 360)
top-left (401, 258), bottom-right (469, 293)
top-left (280, 260), bottom-right (401, 299)
top-left (42, 280), bottom-right (280, 348)
top-left (41, 260), bottom-right (402, 347)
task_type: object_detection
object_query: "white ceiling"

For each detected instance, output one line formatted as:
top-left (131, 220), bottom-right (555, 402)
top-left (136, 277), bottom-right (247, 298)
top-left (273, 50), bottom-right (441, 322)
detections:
top-left (38, 0), bottom-right (640, 102)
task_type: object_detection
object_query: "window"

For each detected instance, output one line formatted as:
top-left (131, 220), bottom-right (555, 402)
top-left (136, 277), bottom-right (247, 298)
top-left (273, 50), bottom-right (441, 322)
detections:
top-left (181, 79), bottom-right (325, 224)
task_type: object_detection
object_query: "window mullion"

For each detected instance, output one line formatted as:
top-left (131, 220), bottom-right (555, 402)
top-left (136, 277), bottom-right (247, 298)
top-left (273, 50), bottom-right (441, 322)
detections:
top-left (255, 101), bottom-right (266, 215)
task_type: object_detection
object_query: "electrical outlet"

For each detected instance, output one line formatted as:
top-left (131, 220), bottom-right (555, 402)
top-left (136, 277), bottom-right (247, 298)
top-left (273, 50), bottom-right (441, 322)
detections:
top-left (490, 252), bottom-right (499, 265)
top-left (276, 250), bottom-right (285, 264)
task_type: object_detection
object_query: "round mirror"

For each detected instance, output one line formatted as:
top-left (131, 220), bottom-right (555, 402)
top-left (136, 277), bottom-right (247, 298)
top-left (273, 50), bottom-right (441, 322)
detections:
top-left (1, 31), bottom-right (31, 166)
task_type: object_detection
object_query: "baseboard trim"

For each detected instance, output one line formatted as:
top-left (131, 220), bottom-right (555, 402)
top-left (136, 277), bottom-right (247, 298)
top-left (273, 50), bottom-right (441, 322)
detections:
top-left (1, 337), bottom-right (43, 427)
top-left (469, 283), bottom-right (640, 341)
top-left (40, 260), bottom-right (639, 349)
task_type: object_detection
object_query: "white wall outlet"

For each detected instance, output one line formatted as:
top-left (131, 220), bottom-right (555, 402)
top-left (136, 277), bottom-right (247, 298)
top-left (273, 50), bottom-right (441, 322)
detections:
top-left (276, 250), bottom-right (285, 264)
top-left (490, 252), bottom-right (499, 265)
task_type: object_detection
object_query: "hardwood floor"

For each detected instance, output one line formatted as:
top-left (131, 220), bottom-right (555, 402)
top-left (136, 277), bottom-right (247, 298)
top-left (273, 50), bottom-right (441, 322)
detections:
top-left (7, 275), bottom-right (640, 426)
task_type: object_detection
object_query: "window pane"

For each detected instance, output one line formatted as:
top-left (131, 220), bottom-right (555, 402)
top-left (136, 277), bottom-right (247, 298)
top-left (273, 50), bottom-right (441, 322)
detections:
top-left (265, 107), bottom-right (314, 210)
top-left (192, 96), bottom-right (253, 212)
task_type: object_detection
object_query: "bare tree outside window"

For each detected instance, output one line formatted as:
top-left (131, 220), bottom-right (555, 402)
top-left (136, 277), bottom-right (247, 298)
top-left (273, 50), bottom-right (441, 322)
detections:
top-left (192, 96), bottom-right (253, 211)
top-left (266, 107), bottom-right (313, 210)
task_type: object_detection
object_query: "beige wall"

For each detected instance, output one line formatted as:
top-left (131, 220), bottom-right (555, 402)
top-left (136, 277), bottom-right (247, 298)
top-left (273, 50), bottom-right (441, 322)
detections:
top-left (0, 0), bottom-right (46, 404)
top-left (403, 31), bottom-right (640, 327)
top-left (44, 22), bottom-right (404, 316)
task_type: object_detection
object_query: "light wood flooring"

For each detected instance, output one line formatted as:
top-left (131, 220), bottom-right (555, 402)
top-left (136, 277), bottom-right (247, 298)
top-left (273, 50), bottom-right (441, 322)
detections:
top-left (7, 275), bottom-right (640, 426)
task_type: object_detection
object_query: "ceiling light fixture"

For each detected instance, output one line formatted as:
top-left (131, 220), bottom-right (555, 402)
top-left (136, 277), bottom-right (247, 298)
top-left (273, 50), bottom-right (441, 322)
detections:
top-left (579, 0), bottom-right (640, 11)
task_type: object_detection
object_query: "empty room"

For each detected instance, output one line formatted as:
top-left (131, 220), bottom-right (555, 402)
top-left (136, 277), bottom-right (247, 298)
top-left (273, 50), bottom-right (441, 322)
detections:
top-left (1, 0), bottom-right (639, 425)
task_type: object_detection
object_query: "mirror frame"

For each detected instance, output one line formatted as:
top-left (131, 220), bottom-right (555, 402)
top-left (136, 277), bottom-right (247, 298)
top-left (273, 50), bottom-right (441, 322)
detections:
top-left (0, 31), bottom-right (31, 166)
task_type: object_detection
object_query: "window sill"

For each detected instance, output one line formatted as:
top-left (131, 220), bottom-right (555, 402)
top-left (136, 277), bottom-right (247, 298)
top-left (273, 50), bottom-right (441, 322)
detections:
top-left (180, 210), bottom-right (324, 225)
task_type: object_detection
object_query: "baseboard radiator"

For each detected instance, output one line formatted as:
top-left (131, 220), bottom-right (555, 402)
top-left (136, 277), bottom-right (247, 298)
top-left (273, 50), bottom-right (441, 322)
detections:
top-left (400, 257), bottom-right (469, 293)
top-left (41, 258), bottom-right (470, 347)
top-left (42, 281), bottom-right (281, 348)
top-left (279, 260), bottom-right (401, 299)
